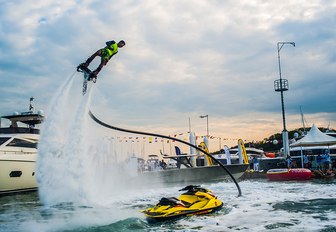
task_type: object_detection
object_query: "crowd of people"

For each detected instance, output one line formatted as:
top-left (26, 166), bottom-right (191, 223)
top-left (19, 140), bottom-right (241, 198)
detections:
top-left (301, 150), bottom-right (334, 171)
top-left (250, 149), bottom-right (335, 174)
top-left (283, 150), bottom-right (335, 176)
top-left (138, 158), bottom-right (168, 172)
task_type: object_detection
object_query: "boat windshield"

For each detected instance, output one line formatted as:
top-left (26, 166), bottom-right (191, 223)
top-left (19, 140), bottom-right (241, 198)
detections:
top-left (0, 137), bottom-right (11, 146)
top-left (6, 138), bottom-right (37, 148)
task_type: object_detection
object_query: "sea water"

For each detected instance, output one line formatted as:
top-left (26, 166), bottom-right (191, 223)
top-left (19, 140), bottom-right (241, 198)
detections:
top-left (1, 74), bottom-right (335, 231)
top-left (0, 179), bottom-right (335, 232)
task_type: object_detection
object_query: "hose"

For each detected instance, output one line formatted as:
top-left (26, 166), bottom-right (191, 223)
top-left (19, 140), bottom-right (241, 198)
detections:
top-left (88, 110), bottom-right (242, 197)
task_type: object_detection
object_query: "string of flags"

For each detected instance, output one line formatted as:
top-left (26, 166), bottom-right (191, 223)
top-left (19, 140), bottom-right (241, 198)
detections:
top-left (105, 131), bottom-right (261, 144)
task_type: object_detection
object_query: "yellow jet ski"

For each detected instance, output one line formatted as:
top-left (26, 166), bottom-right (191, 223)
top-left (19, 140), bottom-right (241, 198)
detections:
top-left (142, 185), bottom-right (223, 222)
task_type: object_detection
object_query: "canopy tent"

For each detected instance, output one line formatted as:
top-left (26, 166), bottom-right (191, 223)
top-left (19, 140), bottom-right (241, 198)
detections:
top-left (290, 124), bottom-right (336, 147)
top-left (290, 124), bottom-right (336, 168)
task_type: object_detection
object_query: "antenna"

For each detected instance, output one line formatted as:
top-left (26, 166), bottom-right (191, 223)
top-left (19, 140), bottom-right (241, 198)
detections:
top-left (29, 97), bottom-right (34, 112)
top-left (188, 117), bottom-right (191, 133)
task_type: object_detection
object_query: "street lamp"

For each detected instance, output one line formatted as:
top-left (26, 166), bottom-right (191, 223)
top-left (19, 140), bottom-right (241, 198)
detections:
top-left (274, 41), bottom-right (295, 157)
top-left (200, 115), bottom-right (209, 138)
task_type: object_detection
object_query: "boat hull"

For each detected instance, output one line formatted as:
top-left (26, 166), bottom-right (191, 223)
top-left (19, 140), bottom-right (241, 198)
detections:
top-left (133, 163), bottom-right (249, 186)
top-left (0, 156), bottom-right (37, 194)
top-left (266, 168), bottom-right (312, 181)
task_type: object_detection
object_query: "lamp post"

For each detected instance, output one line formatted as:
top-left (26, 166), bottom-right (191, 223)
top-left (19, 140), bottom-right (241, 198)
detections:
top-left (274, 41), bottom-right (295, 157)
top-left (200, 115), bottom-right (209, 138)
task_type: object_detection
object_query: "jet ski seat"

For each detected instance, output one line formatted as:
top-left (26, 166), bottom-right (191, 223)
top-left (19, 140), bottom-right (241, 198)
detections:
top-left (158, 197), bottom-right (186, 207)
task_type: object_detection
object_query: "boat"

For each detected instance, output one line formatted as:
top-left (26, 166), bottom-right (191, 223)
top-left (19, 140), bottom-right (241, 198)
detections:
top-left (211, 145), bottom-right (266, 171)
top-left (266, 168), bottom-right (312, 181)
top-left (0, 98), bottom-right (44, 194)
top-left (312, 169), bottom-right (335, 180)
top-left (132, 161), bottom-right (248, 186)
top-left (130, 143), bottom-right (249, 186)
top-left (142, 185), bottom-right (223, 222)
top-left (146, 154), bottom-right (161, 171)
top-left (229, 147), bottom-right (266, 159)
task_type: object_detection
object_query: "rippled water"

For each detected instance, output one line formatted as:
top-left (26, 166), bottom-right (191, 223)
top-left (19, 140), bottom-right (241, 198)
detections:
top-left (0, 178), bottom-right (335, 232)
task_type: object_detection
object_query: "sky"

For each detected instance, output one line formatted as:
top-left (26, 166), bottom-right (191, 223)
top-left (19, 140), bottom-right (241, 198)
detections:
top-left (0, 0), bottom-right (335, 150)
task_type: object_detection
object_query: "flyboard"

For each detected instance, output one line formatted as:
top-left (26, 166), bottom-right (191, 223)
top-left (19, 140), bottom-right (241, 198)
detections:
top-left (77, 64), bottom-right (97, 95)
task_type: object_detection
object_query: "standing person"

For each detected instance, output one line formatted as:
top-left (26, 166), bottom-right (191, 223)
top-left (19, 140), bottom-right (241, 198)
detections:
top-left (286, 155), bottom-right (292, 168)
top-left (332, 158), bottom-right (336, 171)
top-left (303, 154), bottom-right (309, 168)
top-left (160, 159), bottom-right (167, 170)
top-left (78, 40), bottom-right (126, 79)
top-left (323, 150), bottom-right (331, 171)
top-left (316, 154), bottom-right (322, 170)
top-left (253, 156), bottom-right (259, 171)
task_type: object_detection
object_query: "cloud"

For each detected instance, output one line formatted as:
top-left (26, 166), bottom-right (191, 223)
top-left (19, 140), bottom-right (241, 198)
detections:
top-left (0, 0), bottom-right (335, 147)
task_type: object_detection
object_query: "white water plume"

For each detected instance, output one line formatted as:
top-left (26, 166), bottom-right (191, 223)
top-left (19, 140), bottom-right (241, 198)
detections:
top-left (37, 72), bottom-right (91, 204)
top-left (36, 73), bottom-right (135, 206)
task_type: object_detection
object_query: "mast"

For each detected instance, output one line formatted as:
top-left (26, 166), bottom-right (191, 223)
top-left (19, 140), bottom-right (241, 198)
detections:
top-left (300, 106), bottom-right (306, 135)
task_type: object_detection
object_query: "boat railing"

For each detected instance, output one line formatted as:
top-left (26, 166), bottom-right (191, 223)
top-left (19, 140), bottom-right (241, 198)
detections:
top-left (0, 127), bottom-right (39, 134)
top-left (0, 150), bottom-right (36, 155)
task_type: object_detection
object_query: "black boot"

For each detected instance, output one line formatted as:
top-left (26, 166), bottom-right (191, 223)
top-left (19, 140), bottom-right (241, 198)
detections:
top-left (89, 72), bottom-right (97, 83)
top-left (77, 63), bottom-right (88, 72)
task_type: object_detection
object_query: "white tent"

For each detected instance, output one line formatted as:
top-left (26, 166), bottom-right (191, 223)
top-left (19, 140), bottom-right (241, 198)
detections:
top-left (290, 124), bottom-right (336, 168)
top-left (290, 124), bottom-right (336, 147)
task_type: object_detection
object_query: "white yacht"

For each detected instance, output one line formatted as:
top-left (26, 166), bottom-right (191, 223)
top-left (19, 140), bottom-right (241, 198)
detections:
top-left (0, 98), bottom-right (44, 194)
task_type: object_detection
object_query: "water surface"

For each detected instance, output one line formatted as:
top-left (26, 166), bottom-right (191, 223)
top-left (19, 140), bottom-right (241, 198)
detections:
top-left (1, 179), bottom-right (335, 232)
